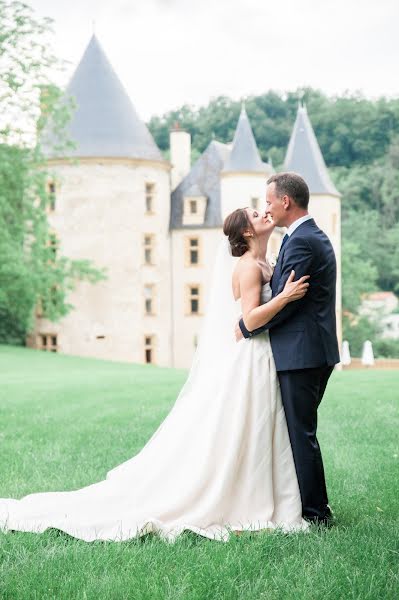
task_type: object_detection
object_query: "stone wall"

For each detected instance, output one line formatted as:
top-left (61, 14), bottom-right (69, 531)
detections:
top-left (31, 158), bottom-right (173, 366)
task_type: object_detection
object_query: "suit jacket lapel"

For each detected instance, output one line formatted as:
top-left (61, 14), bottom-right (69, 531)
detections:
top-left (276, 219), bottom-right (317, 265)
top-left (271, 219), bottom-right (317, 295)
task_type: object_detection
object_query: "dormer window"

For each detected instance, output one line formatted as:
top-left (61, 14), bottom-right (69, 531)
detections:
top-left (182, 186), bottom-right (207, 226)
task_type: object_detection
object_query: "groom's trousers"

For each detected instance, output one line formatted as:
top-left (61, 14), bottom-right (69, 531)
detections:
top-left (278, 365), bottom-right (334, 521)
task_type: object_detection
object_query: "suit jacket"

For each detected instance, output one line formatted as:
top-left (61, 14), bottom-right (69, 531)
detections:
top-left (239, 218), bottom-right (340, 371)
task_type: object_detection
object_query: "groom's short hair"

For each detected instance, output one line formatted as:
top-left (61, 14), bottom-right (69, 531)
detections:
top-left (267, 172), bottom-right (309, 209)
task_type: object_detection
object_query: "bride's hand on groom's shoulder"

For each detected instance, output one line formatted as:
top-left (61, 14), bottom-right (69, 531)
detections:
top-left (281, 270), bottom-right (310, 303)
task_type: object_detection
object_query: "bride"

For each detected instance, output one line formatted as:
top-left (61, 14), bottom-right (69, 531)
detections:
top-left (0, 207), bottom-right (310, 542)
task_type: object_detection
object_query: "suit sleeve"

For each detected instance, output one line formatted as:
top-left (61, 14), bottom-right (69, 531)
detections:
top-left (239, 236), bottom-right (313, 338)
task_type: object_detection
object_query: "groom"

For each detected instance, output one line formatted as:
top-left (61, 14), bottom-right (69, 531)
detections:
top-left (237, 172), bottom-right (340, 525)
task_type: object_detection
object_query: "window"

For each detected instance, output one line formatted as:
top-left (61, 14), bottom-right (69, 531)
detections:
top-left (47, 181), bottom-right (56, 211)
top-left (145, 183), bottom-right (155, 214)
top-left (47, 232), bottom-right (58, 262)
top-left (187, 285), bottom-right (201, 315)
top-left (144, 284), bottom-right (155, 315)
top-left (144, 335), bottom-right (155, 364)
top-left (186, 237), bottom-right (200, 266)
top-left (42, 284), bottom-right (60, 314)
top-left (38, 334), bottom-right (58, 352)
top-left (143, 234), bottom-right (155, 265)
top-left (251, 197), bottom-right (259, 209)
top-left (183, 195), bottom-right (207, 226)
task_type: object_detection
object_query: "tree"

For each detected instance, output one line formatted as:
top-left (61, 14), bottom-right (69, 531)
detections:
top-left (341, 208), bottom-right (399, 294)
top-left (0, 1), bottom-right (105, 344)
top-left (341, 237), bottom-right (378, 315)
top-left (342, 315), bottom-right (380, 358)
top-left (148, 89), bottom-right (399, 169)
top-left (375, 135), bottom-right (399, 227)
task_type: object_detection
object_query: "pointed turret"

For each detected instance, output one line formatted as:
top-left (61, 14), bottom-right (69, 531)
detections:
top-left (223, 106), bottom-right (269, 173)
top-left (284, 105), bottom-right (339, 196)
top-left (43, 35), bottom-right (163, 161)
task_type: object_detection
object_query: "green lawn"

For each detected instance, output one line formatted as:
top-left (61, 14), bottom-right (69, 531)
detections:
top-left (0, 345), bottom-right (398, 600)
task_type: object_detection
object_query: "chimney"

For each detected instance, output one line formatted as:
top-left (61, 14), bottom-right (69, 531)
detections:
top-left (170, 122), bottom-right (191, 190)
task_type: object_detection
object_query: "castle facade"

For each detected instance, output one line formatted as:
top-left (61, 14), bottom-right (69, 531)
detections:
top-left (30, 36), bottom-right (341, 368)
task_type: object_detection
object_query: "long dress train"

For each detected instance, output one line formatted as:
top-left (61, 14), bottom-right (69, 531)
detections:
top-left (0, 284), bottom-right (308, 542)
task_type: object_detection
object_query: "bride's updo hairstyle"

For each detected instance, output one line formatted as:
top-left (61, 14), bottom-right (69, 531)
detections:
top-left (223, 208), bottom-right (255, 257)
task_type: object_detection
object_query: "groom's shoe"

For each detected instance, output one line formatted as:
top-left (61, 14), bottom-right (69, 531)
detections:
top-left (315, 513), bottom-right (336, 528)
top-left (304, 505), bottom-right (336, 528)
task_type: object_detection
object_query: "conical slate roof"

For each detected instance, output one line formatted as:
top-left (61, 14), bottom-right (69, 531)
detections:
top-left (223, 107), bottom-right (269, 173)
top-left (284, 105), bottom-right (339, 196)
top-left (43, 35), bottom-right (163, 161)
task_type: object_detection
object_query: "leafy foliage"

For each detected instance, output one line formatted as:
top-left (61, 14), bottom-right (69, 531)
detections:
top-left (0, 1), bottom-right (105, 344)
top-left (342, 316), bottom-right (380, 358)
top-left (373, 338), bottom-right (399, 358)
top-left (148, 88), bottom-right (399, 168)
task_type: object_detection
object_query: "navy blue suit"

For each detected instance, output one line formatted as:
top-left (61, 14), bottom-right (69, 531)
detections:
top-left (239, 218), bottom-right (340, 520)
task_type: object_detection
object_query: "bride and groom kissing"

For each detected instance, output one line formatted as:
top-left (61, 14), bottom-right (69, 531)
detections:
top-left (0, 172), bottom-right (339, 542)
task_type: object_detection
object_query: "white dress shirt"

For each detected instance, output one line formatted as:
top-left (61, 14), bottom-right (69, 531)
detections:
top-left (286, 214), bottom-right (313, 236)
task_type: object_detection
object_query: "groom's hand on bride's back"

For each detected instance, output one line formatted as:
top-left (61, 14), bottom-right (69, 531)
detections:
top-left (235, 270), bottom-right (310, 341)
top-left (281, 270), bottom-right (310, 302)
top-left (235, 321), bottom-right (244, 342)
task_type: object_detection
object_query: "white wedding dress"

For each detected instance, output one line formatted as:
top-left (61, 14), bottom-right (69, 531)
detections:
top-left (0, 243), bottom-right (308, 542)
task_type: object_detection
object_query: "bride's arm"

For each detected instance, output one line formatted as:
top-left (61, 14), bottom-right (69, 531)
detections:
top-left (240, 268), bottom-right (309, 333)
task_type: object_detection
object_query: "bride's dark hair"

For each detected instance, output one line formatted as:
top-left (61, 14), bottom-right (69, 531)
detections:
top-left (223, 208), bottom-right (255, 257)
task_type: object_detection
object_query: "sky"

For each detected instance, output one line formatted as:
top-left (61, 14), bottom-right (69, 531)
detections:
top-left (29, 0), bottom-right (399, 121)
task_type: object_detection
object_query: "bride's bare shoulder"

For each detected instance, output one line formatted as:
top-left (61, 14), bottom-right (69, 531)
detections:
top-left (232, 255), bottom-right (262, 298)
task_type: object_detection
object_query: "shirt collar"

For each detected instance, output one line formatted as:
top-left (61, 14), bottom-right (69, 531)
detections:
top-left (286, 214), bottom-right (313, 236)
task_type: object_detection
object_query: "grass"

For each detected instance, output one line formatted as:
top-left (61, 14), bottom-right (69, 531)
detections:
top-left (0, 344), bottom-right (398, 599)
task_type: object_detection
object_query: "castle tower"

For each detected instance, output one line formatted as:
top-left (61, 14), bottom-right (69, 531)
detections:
top-left (220, 106), bottom-right (281, 256)
top-left (221, 106), bottom-right (272, 217)
top-left (34, 35), bottom-right (172, 365)
top-left (284, 104), bottom-right (342, 344)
